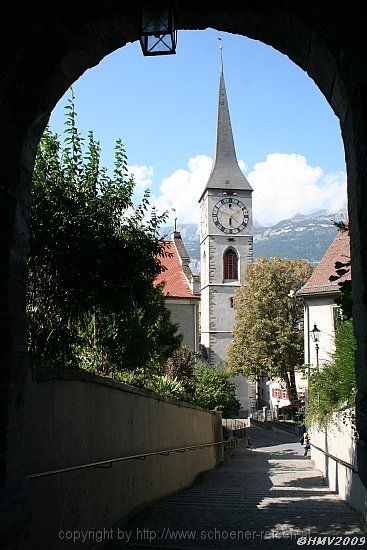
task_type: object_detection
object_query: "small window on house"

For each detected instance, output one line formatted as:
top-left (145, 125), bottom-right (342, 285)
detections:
top-left (230, 297), bottom-right (234, 308)
top-left (224, 248), bottom-right (238, 280)
top-left (282, 389), bottom-right (287, 399)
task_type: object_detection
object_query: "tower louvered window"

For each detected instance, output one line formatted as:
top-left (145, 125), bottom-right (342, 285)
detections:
top-left (224, 248), bottom-right (238, 280)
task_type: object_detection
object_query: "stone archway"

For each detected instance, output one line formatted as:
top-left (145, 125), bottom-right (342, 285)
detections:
top-left (1, 1), bottom-right (367, 546)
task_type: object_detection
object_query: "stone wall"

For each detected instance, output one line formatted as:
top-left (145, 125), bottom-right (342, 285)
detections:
top-left (24, 368), bottom-right (223, 549)
top-left (310, 413), bottom-right (367, 522)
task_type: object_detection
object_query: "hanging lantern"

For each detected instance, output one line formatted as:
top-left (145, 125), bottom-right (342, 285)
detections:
top-left (140, 2), bottom-right (177, 56)
top-left (310, 323), bottom-right (321, 343)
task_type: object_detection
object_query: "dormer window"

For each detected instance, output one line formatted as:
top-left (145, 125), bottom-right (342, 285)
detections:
top-left (224, 248), bottom-right (238, 281)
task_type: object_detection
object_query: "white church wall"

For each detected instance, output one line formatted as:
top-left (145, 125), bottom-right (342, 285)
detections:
top-left (166, 299), bottom-right (199, 351)
top-left (303, 295), bottom-right (337, 367)
top-left (210, 285), bottom-right (238, 332)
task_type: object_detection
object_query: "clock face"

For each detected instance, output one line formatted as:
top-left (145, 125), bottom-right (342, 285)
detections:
top-left (212, 198), bottom-right (249, 234)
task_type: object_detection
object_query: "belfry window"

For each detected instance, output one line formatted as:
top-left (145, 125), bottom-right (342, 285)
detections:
top-left (224, 248), bottom-right (238, 280)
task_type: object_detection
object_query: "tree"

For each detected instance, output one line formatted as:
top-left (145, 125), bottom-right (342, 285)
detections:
top-left (227, 257), bottom-right (312, 405)
top-left (193, 362), bottom-right (238, 418)
top-left (28, 90), bottom-right (182, 373)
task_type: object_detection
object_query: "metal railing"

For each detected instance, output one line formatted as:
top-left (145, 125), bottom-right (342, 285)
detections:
top-left (27, 437), bottom-right (247, 480)
top-left (310, 443), bottom-right (359, 473)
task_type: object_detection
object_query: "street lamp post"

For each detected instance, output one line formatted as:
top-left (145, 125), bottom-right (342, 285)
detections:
top-left (310, 323), bottom-right (321, 372)
top-left (310, 323), bottom-right (321, 406)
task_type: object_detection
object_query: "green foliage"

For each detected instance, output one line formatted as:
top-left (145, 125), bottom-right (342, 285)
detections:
top-left (307, 319), bottom-right (356, 426)
top-left (28, 90), bottom-right (182, 373)
top-left (192, 362), bottom-right (238, 418)
top-left (329, 225), bottom-right (352, 319)
top-left (113, 370), bottom-right (185, 399)
top-left (148, 375), bottom-right (186, 399)
top-left (227, 257), bottom-right (312, 405)
top-left (329, 260), bottom-right (352, 321)
top-left (113, 354), bottom-right (239, 416)
top-left (165, 346), bottom-right (198, 396)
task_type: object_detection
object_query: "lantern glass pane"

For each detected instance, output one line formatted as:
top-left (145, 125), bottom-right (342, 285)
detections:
top-left (147, 33), bottom-right (173, 53)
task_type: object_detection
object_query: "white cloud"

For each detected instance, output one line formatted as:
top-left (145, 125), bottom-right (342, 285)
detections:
top-left (247, 153), bottom-right (347, 225)
top-left (151, 155), bottom-right (213, 224)
top-left (130, 153), bottom-right (347, 227)
top-left (238, 159), bottom-right (248, 173)
top-left (128, 164), bottom-right (154, 201)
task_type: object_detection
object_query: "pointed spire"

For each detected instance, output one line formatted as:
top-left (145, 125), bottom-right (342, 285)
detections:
top-left (213, 69), bottom-right (238, 167)
top-left (199, 43), bottom-right (252, 200)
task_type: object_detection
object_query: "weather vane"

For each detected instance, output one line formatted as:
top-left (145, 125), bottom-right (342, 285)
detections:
top-left (171, 207), bottom-right (177, 232)
top-left (218, 33), bottom-right (223, 72)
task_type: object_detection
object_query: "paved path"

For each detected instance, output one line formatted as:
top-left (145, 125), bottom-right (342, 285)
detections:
top-left (107, 424), bottom-right (367, 549)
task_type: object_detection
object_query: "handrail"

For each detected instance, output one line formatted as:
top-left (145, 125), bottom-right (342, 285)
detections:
top-left (310, 443), bottom-right (359, 473)
top-left (26, 438), bottom-right (241, 480)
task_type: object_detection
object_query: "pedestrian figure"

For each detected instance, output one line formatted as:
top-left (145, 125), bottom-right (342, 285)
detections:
top-left (300, 432), bottom-right (311, 456)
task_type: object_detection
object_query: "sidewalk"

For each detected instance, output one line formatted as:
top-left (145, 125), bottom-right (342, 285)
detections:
top-left (107, 424), bottom-right (367, 548)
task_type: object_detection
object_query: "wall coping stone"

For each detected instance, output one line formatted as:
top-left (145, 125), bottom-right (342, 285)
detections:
top-left (30, 366), bottom-right (216, 415)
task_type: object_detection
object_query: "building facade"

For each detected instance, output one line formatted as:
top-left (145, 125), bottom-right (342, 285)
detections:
top-left (256, 372), bottom-right (307, 414)
top-left (155, 231), bottom-right (200, 351)
top-left (199, 66), bottom-right (255, 417)
top-left (297, 228), bottom-right (351, 369)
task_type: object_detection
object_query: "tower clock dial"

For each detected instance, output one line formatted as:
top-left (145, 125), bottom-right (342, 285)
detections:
top-left (212, 198), bottom-right (249, 234)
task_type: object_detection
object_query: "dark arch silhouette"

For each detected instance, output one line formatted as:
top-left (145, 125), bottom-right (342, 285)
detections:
top-left (1, 2), bottom-right (367, 545)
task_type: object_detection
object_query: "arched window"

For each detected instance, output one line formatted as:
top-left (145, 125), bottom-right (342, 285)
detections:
top-left (223, 248), bottom-right (238, 280)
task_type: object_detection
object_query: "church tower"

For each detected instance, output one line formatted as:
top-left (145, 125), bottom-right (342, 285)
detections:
top-left (199, 58), bottom-right (255, 417)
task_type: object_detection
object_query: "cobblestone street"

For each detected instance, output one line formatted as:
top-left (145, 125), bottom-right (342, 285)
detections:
top-left (107, 423), bottom-right (367, 549)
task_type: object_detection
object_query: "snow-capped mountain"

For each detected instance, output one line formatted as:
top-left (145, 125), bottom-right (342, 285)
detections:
top-left (253, 211), bottom-right (345, 264)
top-left (159, 210), bottom-right (346, 274)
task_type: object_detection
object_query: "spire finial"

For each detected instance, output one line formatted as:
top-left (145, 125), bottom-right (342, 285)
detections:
top-left (171, 207), bottom-right (177, 232)
top-left (218, 33), bottom-right (223, 74)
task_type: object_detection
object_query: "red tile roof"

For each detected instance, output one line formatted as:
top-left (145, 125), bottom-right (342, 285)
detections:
top-left (297, 229), bottom-right (351, 297)
top-left (155, 242), bottom-right (199, 300)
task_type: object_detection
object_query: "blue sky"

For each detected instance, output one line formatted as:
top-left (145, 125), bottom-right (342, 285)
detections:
top-left (49, 29), bottom-right (346, 226)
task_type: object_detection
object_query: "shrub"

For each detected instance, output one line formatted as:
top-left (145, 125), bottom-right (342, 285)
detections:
top-left (192, 362), bottom-right (238, 418)
top-left (148, 375), bottom-right (186, 399)
top-left (113, 370), bottom-right (185, 400)
top-left (165, 347), bottom-right (198, 396)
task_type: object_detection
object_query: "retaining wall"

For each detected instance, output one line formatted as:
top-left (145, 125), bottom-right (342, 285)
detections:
top-left (310, 412), bottom-right (367, 522)
top-left (24, 368), bottom-right (223, 549)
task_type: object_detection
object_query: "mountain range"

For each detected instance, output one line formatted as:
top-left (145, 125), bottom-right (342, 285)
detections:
top-left (159, 210), bottom-right (345, 275)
